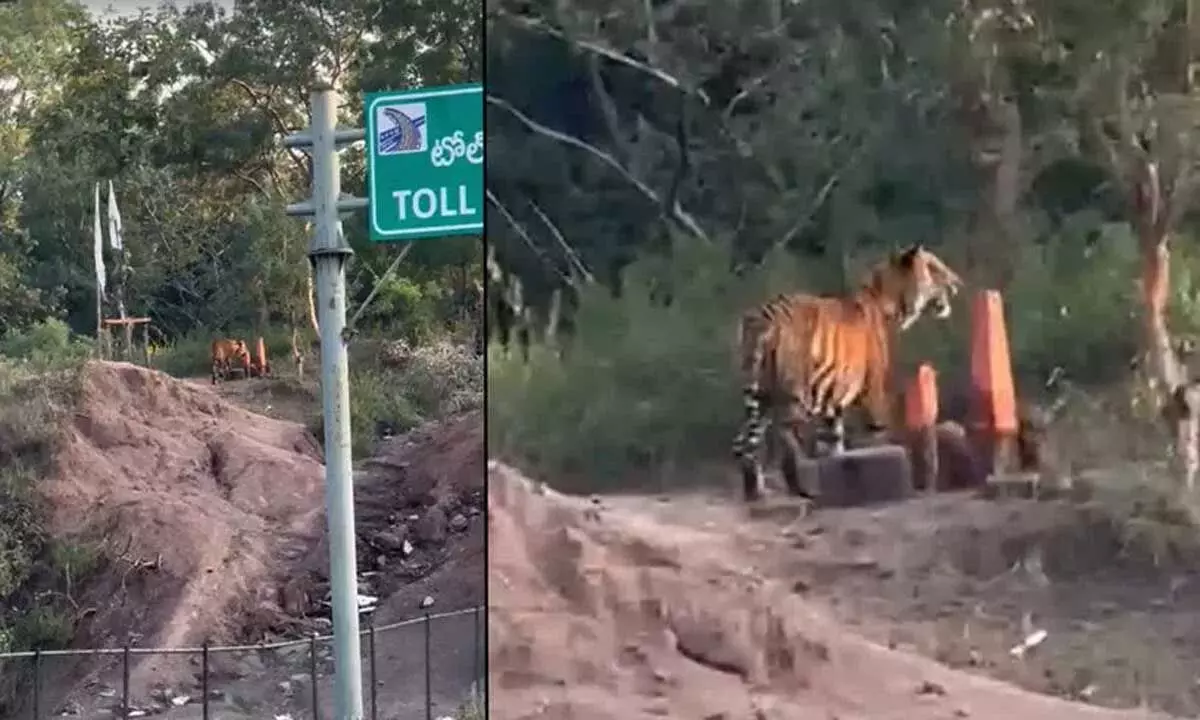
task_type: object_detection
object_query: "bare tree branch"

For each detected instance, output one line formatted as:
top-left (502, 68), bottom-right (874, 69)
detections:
top-left (527, 198), bottom-right (594, 284)
top-left (773, 140), bottom-right (871, 253)
top-left (494, 9), bottom-right (709, 105)
top-left (227, 78), bottom-right (310, 179)
top-left (486, 188), bottom-right (573, 285)
top-left (587, 53), bottom-right (632, 164)
top-left (487, 94), bottom-right (711, 242)
top-left (347, 242), bottom-right (414, 330)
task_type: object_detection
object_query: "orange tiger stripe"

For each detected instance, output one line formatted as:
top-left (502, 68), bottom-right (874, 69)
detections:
top-left (732, 245), bottom-right (962, 502)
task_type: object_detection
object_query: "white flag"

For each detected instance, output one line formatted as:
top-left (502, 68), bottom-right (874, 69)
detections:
top-left (93, 182), bottom-right (106, 298)
top-left (107, 179), bottom-right (123, 252)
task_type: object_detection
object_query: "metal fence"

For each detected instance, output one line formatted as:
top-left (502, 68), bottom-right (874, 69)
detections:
top-left (0, 606), bottom-right (486, 720)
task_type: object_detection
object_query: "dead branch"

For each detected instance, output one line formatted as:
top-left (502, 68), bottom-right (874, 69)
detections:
top-left (772, 140), bottom-right (871, 253)
top-left (587, 53), bottom-right (633, 165)
top-left (487, 94), bottom-right (710, 242)
top-left (486, 188), bottom-right (574, 286)
top-left (495, 9), bottom-right (708, 105)
top-left (108, 534), bottom-right (163, 605)
top-left (348, 243), bottom-right (414, 330)
top-left (527, 198), bottom-right (594, 284)
top-left (227, 78), bottom-right (310, 179)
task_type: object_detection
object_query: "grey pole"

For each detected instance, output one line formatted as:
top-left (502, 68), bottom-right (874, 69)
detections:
top-left (292, 82), bottom-right (364, 719)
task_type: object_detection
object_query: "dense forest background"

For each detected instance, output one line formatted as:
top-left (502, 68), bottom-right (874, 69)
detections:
top-left (0, 0), bottom-right (484, 673)
top-left (1, 0), bottom-right (482, 359)
top-left (485, 0), bottom-right (1200, 487)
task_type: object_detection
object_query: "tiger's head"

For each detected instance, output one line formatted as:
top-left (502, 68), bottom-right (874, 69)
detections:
top-left (868, 244), bottom-right (964, 331)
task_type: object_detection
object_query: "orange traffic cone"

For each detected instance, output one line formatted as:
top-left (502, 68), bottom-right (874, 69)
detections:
top-left (968, 290), bottom-right (1018, 477)
top-left (905, 363), bottom-right (940, 493)
top-left (256, 337), bottom-right (269, 377)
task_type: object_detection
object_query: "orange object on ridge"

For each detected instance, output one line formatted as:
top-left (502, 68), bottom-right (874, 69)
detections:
top-left (968, 290), bottom-right (1018, 434)
top-left (256, 337), bottom-right (268, 372)
top-left (905, 363), bottom-right (939, 430)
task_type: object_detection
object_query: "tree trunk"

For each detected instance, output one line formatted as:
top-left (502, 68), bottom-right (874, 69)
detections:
top-left (1130, 150), bottom-right (1198, 491)
top-left (961, 90), bottom-right (1023, 290)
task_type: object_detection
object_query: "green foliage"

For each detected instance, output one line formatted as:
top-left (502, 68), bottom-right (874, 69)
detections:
top-left (0, 319), bottom-right (94, 370)
top-left (489, 225), bottom-right (1197, 492)
top-left (360, 277), bottom-right (447, 344)
top-left (1, 0), bottom-right (482, 344)
top-left (488, 236), bottom-right (827, 491)
top-left (312, 339), bottom-right (483, 457)
top-left (0, 357), bottom-right (104, 713)
top-left (0, 359), bottom-right (86, 659)
top-left (151, 326), bottom-right (299, 380)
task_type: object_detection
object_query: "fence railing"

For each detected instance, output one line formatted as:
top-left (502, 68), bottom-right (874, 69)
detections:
top-left (0, 605), bottom-right (486, 720)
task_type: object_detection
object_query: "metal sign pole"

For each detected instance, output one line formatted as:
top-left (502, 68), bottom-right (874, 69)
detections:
top-left (285, 82), bottom-right (369, 720)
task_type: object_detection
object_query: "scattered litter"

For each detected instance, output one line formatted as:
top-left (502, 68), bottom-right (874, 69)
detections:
top-left (1009, 629), bottom-right (1048, 657)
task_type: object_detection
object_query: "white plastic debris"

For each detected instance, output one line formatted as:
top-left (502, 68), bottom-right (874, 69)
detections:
top-left (1009, 628), bottom-right (1048, 657)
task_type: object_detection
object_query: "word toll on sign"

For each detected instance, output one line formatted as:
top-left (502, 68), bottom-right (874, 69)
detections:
top-left (365, 84), bottom-right (484, 242)
top-left (393, 186), bottom-right (477, 221)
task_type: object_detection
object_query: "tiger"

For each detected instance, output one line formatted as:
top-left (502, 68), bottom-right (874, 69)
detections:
top-left (731, 244), bottom-right (964, 502)
top-left (211, 338), bottom-right (252, 384)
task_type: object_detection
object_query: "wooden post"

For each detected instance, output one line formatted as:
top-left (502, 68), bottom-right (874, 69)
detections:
top-left (968, 290), bottom-right (1019, 478)
top-left (905, 363), bottom-right (940, 493)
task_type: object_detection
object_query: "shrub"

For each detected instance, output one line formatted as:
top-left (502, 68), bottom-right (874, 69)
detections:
top-left (0, 319), bottom-right (93, 370)
top-left (489, 223), bottom-right (1197, 494)
top-left (312, 338), bottom-right (483, 456)
top-left (0, 357), bottom-right (87, 713)
top-left (488, 235), bottom-right (825, 492)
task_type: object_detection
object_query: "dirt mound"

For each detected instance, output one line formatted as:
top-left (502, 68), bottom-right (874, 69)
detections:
top-left (42, 361), bottom-right (327, 707)
top-left (302, 409), bottom-right (486, 621)
top-left (488, 462), bottom-right (1172, 719)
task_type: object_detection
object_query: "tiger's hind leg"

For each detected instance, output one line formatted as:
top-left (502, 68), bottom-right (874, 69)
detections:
top-left (807, 409), bottom-right (848, 457)
top-left (778, 406), bottom-right (816, 499)
top-left (732, 388), bottom-right (770, 502)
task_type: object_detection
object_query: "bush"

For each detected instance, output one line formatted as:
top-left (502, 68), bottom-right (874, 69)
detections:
top-left (489, 223), bottom-right (1200, 494)
top-left (0, 319), bottom-right (93, 370)
top-left (0, 357), bottom-right (87, 713)
top-left (488, 235), bottom-right (826, 492)
top-left (312, 338), bottom-right (483, 456)
top-left (358, 276), bottom-right (447, 344)
top-left (450, 691), bottom-right (485, 720)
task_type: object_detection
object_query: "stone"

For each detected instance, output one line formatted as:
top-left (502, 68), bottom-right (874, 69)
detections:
top-left (412, 507), bottom-right (447, 545)
top-left (811, 444), bottom-right (913, 508)
top-left (372, 527), bottom-right (409, 553)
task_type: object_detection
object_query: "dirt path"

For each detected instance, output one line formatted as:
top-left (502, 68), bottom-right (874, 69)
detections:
top-left (489, 461), bottom-right (1175, 720)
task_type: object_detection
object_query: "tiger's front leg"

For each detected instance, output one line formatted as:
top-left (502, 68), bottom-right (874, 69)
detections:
top-left (732, 390), bottom-right (769, 502)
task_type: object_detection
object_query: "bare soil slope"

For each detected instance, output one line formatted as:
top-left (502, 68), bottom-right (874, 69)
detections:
top-left (488, 461), bottom-right (1171, 720)
top-left (41, 361), bottom-right (327, 708)
top-left (16, 363), bottom-right (483, 720)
